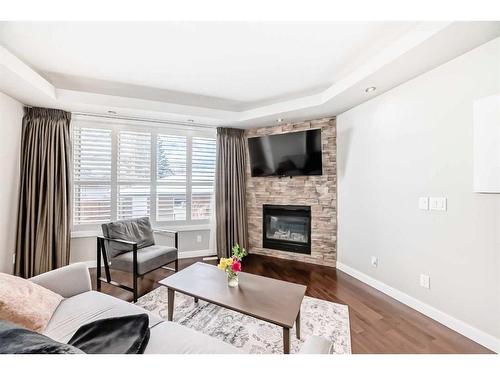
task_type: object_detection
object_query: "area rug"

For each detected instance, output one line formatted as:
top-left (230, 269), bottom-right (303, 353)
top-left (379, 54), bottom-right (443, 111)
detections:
top-left (136, 286), bottom-right (351, 354)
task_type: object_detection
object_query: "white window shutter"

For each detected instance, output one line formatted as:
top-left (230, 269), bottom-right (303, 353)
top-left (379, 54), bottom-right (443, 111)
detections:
top-left (73, 127), bottom-right (112, 224)
top-left (118, 130), bottom-right (151, 182)
top-left (156, 134), bottom-right (187, 221)
top-left (72, 121), bottom-right (216, 228)
top-left (191, 137), bottom-right (216, 220)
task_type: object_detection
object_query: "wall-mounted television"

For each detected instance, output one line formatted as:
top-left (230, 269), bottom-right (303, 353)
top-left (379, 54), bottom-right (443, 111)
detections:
top-left (248, 129), bottom-right (322, 177)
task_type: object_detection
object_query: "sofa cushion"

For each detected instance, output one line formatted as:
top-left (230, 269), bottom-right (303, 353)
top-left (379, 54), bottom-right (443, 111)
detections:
top-left (0, 272), bottom-right (63, 333)
top-left (44, 291), bottom-right (162, 343)
top-left (145, 321), bottom-right (242, 354)
top-left (110, 245), bottom-right (177, 275)
top-left (102, 217), bottom-right (155, 258)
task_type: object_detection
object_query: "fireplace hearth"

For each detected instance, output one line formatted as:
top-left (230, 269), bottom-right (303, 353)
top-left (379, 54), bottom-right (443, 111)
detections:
top-left (262, 204), bottom-right (311, 254)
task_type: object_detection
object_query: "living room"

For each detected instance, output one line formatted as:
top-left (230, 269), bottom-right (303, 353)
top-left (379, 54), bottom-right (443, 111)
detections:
top-left (1, 1), bottom-right (499, 373)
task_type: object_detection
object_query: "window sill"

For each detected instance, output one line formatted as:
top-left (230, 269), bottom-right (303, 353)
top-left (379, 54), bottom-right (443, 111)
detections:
top-left (71, 224), bottom-right (211, 239)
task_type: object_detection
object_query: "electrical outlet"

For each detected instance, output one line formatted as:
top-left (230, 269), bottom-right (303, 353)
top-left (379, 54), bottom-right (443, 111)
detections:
top-left (418, 197), bottom-right (429, 210)
top-left (196, 235), bottom-right (202, 243)
top-left (420, 274), bottom-right (430, 289)
top-left (430, 197), bottom-right (447, 211)
top-left (371, 256), bottom-right (378, 267)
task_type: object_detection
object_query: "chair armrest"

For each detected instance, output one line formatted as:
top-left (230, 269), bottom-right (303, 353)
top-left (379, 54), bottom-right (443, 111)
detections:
top-left (29, 263), bottom-right (92, 298)
top-left (298, 336), bottom-right (333, 354)
top-left (153, 228), bottom-right (178, 235)
top-left (97, 235), bottom-right (137, 246)
top-left (152, 229), bottom-right (179, 249)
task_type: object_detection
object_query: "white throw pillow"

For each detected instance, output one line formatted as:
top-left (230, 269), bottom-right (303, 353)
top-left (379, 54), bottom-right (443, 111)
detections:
top-left (0, 272), bottom-right (63, 332)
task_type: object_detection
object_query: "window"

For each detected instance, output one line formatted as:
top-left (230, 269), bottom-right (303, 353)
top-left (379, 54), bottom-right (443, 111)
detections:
top-left (73, 127), bottom-right (112, 225)
top-left (191, 137), bottom-right (216, 220)
top-left (72, 118), bottom-right (216, 231)
top-left (156, 134), bottom-right (187, 221)
top-left (117, 131), bottom-right (151, 220)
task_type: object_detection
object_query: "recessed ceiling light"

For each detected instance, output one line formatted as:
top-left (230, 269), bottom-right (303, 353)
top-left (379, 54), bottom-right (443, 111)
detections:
top-left (107, 110), bottom-right (117, 115)
top-left (277, 118), bottom-right (284, 123)
top-left (365, 86), bottom-right (377, 93)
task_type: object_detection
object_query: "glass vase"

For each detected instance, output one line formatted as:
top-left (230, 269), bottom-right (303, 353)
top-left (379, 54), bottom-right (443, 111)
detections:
top-left (227, 272), bottom-right (239, 287)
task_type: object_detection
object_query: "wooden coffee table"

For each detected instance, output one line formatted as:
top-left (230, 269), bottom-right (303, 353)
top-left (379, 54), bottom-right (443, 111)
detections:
top-left (159, 262), bottom-right (307, 354)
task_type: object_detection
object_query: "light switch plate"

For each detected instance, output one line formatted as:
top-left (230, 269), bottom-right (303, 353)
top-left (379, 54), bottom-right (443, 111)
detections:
top-left (419, 197), bottom-right (429, 210)
top-left (196, 235), bottom-right (202, 243)
top-left (430, 197), bottom-right (447, 211)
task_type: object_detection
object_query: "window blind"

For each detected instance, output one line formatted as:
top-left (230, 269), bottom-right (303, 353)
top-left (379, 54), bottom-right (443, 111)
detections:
top-left (118, 130), bottom-right (151, 182)
top-left (192, 137), bottom-right (216, 183)
top-left (117, 185), bottom-right (151, 220)
top-left (72, 121), bottom-right (216, 229)
top-left (73, 127), bottom-right (112, 181)
top-left (156, 134), bottom-right (187, 221)
top-left (191, 137), bottom-right (216, 220)
top-left (73, 127), bottom-right (112, 224)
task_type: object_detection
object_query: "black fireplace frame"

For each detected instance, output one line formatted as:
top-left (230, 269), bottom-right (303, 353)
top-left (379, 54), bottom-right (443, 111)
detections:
top-left (262, 204), bottom-right (311, 255)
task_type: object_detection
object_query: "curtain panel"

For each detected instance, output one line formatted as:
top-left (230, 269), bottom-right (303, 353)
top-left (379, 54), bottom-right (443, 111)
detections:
top-left (215, 128), bottom-right (248, 259)
top-left (15, 107), bottom-right (72, 278)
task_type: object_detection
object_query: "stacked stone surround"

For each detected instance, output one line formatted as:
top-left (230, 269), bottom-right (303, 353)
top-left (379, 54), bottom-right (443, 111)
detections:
top-left (244, 117), bottom-right (337, 267)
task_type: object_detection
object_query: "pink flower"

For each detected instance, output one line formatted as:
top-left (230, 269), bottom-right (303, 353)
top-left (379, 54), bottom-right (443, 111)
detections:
top-left (231, 260), bottom-right (241, 273)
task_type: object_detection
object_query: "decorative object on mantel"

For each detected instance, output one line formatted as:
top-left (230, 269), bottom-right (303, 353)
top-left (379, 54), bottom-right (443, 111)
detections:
top-left (217, 244), bottom-right (246, 287)
top-left (136, 286), bottom-right (351, 354)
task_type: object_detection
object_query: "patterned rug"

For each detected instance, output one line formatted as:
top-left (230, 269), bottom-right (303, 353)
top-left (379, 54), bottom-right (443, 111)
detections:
top-left (136, 286), bottom-right (351, 354)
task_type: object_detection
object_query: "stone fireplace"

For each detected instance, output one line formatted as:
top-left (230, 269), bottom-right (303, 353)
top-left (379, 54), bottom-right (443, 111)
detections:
top-left (245, 117), bottom-right (337, 267)
top-left (263, 205), bottom-right (311, 254)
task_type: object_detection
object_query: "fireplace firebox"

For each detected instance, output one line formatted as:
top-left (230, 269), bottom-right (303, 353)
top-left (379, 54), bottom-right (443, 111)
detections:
top-left (262, 204), bottom-right (311, 254)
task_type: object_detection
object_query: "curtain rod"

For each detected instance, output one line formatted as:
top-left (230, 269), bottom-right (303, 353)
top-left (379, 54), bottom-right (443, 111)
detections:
top-left (71, 111), bottom-right (219, 129)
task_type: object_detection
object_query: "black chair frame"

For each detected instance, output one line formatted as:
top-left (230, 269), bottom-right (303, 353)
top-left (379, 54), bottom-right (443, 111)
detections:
top-left (96, 230), bottom-right (178, 302)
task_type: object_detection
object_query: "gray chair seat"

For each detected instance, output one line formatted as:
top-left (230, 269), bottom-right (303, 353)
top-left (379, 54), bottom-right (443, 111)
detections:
top-left (110, 245), bottom-right (178, 275)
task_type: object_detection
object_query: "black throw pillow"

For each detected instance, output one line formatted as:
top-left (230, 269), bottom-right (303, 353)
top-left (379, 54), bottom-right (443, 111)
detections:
top-left (0, 320), bottom-right (84, 354)
top-left (67, 313), bottom-right (150, 354)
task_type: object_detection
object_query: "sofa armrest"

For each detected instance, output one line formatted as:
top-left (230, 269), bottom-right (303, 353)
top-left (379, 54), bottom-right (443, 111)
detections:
top-left (29, 263), bottom-right (92, 298)
top-left (298, 336), bottom-right (333, 354)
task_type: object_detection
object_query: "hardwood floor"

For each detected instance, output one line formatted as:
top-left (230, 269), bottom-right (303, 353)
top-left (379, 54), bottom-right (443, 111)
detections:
top-left (89, 254), bottom-right (492, 354)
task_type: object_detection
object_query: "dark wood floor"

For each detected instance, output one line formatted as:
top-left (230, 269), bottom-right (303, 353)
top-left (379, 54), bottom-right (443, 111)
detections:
top-left (89, 254), bottom-right (492, 354)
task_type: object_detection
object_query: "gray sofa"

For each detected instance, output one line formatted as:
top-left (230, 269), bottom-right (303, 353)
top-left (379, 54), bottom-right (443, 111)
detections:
top-left (30, 263), bottom-right (332, 354)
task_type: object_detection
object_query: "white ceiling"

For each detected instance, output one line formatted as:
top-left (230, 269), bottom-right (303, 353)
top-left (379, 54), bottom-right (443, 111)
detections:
top-left (1, 21), bottom-right (500, 127)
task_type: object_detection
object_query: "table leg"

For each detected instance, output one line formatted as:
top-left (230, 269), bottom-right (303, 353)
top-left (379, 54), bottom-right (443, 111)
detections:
top-left (194, 297), bottom-right (199, 303)
top-left (167, 288), bottom-right (174, 321)
top-left (296, 309), bottom-right (301, 340)
top-left (283, 327), bottom-right (290, 354)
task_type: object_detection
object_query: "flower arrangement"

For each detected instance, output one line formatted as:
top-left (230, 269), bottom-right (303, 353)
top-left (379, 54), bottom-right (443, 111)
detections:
top-left (218, 244), bottom-right (246, 287)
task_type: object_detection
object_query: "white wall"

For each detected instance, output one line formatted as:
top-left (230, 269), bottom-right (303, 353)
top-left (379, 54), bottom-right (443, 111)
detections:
top-left (0, 92), bottom-right (23, 274)
top-left (337, 37), bottom-right (500, 350)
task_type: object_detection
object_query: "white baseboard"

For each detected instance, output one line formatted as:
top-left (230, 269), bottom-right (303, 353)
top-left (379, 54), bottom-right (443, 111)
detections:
top-left (336, 261), bottom-right (500, 353)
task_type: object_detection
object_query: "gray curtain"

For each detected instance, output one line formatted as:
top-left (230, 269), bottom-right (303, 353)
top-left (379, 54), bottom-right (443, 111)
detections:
top-left (216, 128), bottom-right (248, 258)
top-left (15, 107), bottom-right (72, 278)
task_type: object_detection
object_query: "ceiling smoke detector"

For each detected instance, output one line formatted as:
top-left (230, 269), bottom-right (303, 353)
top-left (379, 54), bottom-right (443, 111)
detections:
top-left (365, 86), bottom-right (376, 93)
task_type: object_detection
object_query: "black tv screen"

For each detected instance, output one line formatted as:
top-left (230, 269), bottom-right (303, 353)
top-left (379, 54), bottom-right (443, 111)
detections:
top-left (248, 129), bottom-right (322, 177)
